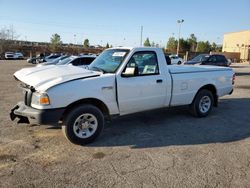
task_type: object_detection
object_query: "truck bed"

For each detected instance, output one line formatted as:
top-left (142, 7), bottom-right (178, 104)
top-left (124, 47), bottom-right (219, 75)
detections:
top-left (168, 65), bottom-right (231, 74)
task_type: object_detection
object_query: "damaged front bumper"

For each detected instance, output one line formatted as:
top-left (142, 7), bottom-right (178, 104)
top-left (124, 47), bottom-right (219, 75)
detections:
top-left (10, 102), bottom-right (65, 125)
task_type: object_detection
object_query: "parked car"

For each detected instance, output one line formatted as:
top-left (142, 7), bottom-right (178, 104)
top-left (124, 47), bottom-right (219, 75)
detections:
top-left (184, 54), bottom-right (230, 67)
top-left (44, 54), bottom-right (61, 62)
top-left (56, 55), bottom-right (96, 67)
top-left (37, 55), bottom-right (96, 67)
top-left (36, 55), bottom-right (70, 67)
top-left (169, 55), bottom-right (183, 65)
top-left (5, 52), bottom-right (14, 59)
top-left (14, 52), bottom-right (24, 59)
top-left (10, 47), bottom-right (235, 145)
top-left (27, 54), bottom-right (45, 64)
top-left (27, 56), bottom-right (38, 64)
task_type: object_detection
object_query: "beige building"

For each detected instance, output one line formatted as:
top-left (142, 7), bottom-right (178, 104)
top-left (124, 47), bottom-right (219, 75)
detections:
top-left (223, 30), bottom-right (250, 61)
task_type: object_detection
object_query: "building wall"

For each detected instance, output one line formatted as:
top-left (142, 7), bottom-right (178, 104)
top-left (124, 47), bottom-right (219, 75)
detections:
top-left (223, 30), bottom-right (250, 60)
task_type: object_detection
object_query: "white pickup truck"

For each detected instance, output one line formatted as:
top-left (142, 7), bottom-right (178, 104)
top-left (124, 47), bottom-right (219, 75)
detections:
top-left (10, 47), bottom-right (235, 145)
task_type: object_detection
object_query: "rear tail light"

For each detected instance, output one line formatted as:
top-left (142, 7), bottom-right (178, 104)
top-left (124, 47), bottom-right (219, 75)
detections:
top-left (232, 73), bottom-right (236, 85)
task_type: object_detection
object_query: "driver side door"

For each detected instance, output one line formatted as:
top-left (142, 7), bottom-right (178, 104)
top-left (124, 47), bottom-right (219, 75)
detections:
top-left (116, 51), bottom-right (167, 115)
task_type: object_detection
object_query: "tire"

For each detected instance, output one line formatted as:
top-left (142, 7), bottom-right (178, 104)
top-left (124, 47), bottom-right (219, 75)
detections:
top-left (189, 89), bottom-right (214, 117)
top-left (177, 61), bottom-right (182, 65)
top-left (62, 104), bottom-right (104, 145)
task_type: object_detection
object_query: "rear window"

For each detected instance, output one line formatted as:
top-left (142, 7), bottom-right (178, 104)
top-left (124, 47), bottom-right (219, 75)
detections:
top-left (79, 57), bottom-right (95, 65)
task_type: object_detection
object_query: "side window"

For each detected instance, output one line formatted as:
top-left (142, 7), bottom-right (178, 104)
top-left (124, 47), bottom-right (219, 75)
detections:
top-left (208, 56), bottom-right (216, 62)
top-left (71, 58), bottom-right (80, 66)
top-left (216, 55), bottom-right (227, 62)
top-left (124, 51), bottom-right (159, 76)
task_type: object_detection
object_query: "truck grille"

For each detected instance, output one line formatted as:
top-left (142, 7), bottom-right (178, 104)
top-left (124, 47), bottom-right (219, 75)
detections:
top-left (15, 78), bottom-right (35, 107)
top-left (24, 90), bottom-right (32, 106)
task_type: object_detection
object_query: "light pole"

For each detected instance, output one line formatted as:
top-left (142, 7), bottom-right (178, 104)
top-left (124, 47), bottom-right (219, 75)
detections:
top-left (177, 19), bottom-right (184, 55)
top-left (74, 34), bottom-right (76, 45)
top-left (140, 26), bottom-right (143, 46)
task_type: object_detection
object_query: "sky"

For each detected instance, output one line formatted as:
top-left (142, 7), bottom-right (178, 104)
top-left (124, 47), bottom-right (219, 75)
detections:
top-left (0, 0), bottom-right (250, 47)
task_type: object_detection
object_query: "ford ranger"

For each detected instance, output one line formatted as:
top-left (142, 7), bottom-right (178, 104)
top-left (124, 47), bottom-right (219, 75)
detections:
top-left (10, 47), bottom-right (235, 145)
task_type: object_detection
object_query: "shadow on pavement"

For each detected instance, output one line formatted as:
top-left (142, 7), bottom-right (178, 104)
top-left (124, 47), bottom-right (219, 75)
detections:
top-left (231, 65), bottom-right (249, 68)
top-left (89, 98), bottom-right (250, 148)
top-left (235, 72), bottom-right (250, 76)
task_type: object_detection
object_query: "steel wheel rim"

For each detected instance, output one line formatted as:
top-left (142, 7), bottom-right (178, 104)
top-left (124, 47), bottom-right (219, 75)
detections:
top-left (73, 113), bottom-right (98, 138)
top-left (199, 96), bottom-right (211, 113)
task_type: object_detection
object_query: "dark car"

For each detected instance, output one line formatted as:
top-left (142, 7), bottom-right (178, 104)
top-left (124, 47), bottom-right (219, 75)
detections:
top-left (184, 54), bottom-right (230, 67)
top-left (56, 55), bottom-right (96, 66)
top-left (27, 53), bottom-right (45, 64)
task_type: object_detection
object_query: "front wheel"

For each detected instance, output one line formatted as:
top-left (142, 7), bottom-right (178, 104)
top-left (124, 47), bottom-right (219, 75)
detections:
top-left (62, 105), bottom-right (104, 145)
top-left (189, 89), bottom-right (214, 117)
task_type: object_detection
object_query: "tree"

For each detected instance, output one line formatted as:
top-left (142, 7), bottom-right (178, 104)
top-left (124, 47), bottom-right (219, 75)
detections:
top-left (197, 41), bottom-right (211, 52)
top-left (50, 33), bottom-right (62, 52)
top-left (211, 42), bottom-right (217, 51)
top-left (83, 39), bottom-right (89, 48)
top-left (179, 38), bottom-right (191, 52)
top-left (210, 42), bottom-right (222, 52)
top-left (187, 34), bottom-right (197, 52)
top-left (106, 43), bottom-right (110, 48)
top-left (166, 37), bottom-right (177, 52)
top-left (0, 26), bottom-right (19, 54)
top-left (144, 38), bottom-right (151, 47)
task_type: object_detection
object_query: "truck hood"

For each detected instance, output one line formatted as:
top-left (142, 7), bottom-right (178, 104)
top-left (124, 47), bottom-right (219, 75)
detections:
top-left (169, 65), bottom-right (232, 74)
top-left (14, 65), bottom-right (101, 91)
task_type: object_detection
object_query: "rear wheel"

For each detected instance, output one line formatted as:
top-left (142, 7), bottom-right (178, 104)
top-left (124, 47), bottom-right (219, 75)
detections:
top-left (177, 61), bottom-right (182, 65)
top-left (62, 105), bottom-right (104, 145)
top-left (189, 89), bottom-right (214, 117)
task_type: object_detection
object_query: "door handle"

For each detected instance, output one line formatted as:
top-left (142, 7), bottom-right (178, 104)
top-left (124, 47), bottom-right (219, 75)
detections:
top-left (156, 79), bottom-right (163, 83)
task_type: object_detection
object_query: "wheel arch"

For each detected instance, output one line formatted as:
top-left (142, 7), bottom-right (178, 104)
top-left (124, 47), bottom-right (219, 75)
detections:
top-left (62, 98), bottom-right (110, 121)
top-left (193, 84), bottom-right (218, 107)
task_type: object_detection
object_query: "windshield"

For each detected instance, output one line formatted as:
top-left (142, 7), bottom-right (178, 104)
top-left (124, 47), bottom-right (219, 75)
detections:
top-left (88, 49), bottom-right (129, 73)
top-left (191, 54), bottom-right (209, 62)
top-left (57, 56), bottom-right (76, 65)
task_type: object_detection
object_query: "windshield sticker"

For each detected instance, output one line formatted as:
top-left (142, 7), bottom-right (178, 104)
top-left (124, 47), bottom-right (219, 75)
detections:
top-left (112, 52), bottom-right (126, 57)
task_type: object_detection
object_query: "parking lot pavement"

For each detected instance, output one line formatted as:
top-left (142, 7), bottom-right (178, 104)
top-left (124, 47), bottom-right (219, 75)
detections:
top-left (0, 60), bottom-right (250, 187)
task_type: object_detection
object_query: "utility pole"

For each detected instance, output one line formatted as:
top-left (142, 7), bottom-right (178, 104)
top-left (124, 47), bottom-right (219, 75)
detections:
top-left (177, 19), bottom-right (184, 55)
top-left (140, 26), bottom-right (143, 46)
top-left (74, 34), bottom-right (76, 45)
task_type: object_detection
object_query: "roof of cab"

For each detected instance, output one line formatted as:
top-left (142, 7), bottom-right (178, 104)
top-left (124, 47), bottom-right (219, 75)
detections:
top-left (108, 46), bottom-right (161, 51)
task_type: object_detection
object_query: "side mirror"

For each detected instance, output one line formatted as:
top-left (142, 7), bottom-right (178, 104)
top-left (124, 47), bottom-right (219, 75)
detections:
top-left (121, 67), bottom-right (135, 77)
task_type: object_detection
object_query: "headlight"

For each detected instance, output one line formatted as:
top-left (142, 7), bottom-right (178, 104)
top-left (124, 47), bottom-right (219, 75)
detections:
top-left (31, 92), bottom-right (50, 106)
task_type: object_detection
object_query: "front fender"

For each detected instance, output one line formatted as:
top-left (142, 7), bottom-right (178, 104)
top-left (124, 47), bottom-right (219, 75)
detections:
top-left (36, 75), bottom-right (120, 115)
